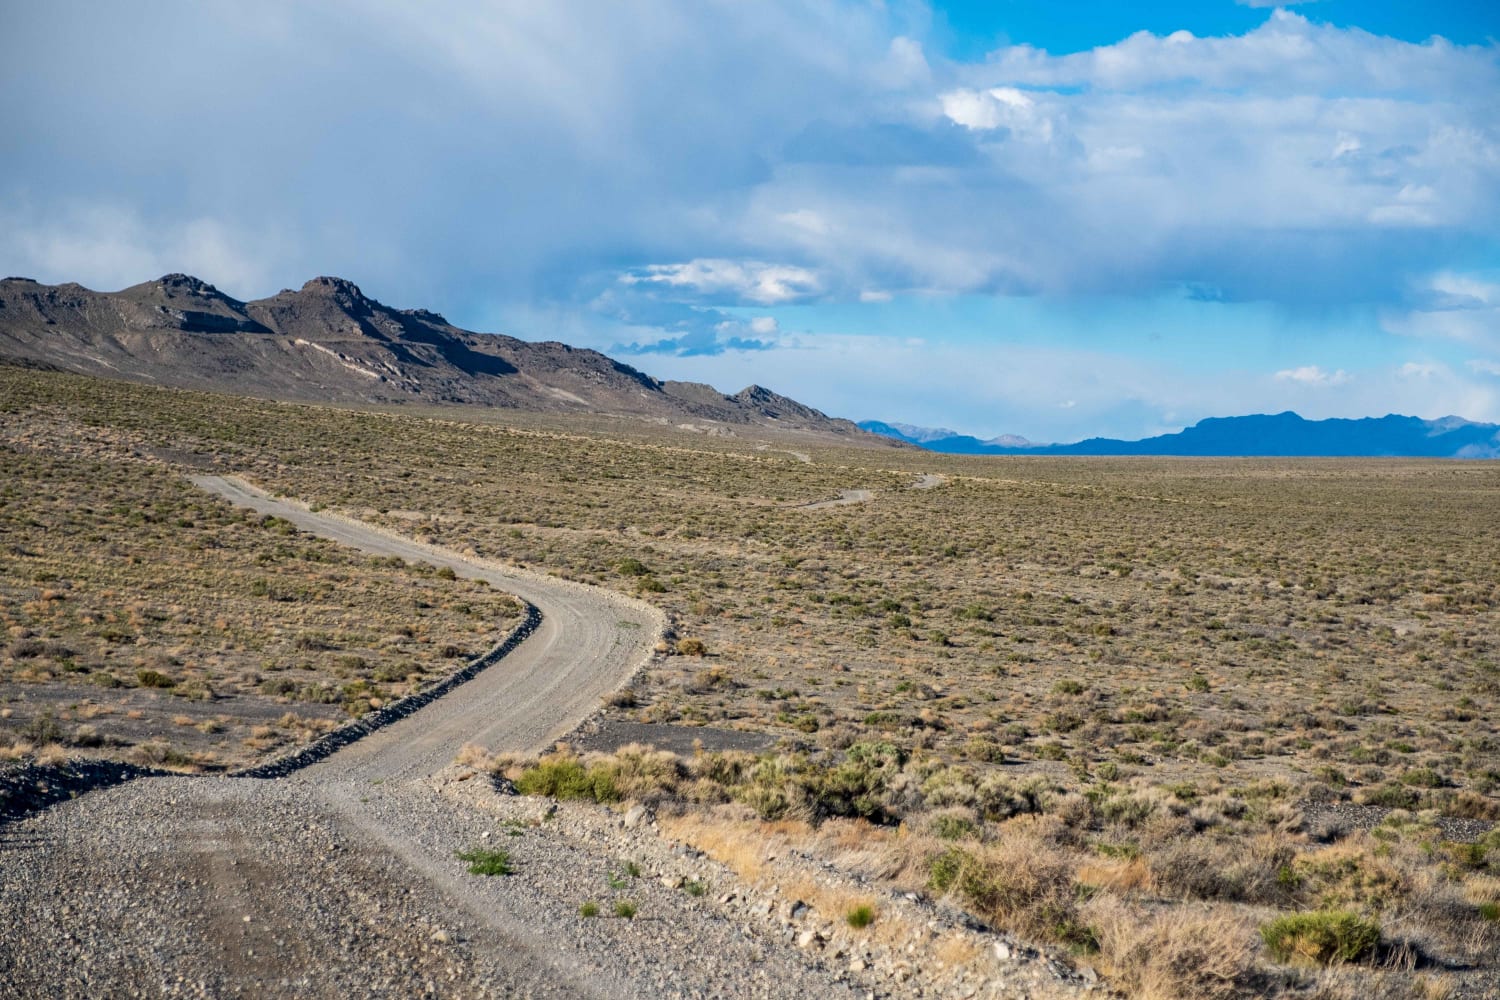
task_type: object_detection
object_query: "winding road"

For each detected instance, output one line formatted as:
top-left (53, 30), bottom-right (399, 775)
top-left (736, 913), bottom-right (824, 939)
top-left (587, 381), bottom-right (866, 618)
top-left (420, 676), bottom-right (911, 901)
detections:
top-left (195, 475), bottom-right (662, 773)
top-left (0, 477), bottom-right (866, 999)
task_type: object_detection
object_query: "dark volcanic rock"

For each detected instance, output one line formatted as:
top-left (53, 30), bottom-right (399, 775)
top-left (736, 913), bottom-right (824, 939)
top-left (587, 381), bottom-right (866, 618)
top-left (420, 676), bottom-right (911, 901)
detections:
top-left (0, 274), bottom-right (882, 441)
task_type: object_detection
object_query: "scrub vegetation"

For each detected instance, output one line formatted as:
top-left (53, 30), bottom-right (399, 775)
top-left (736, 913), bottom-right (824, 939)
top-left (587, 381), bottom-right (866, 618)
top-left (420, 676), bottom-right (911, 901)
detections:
top-left (3, 365), bottom-right (1496, 997)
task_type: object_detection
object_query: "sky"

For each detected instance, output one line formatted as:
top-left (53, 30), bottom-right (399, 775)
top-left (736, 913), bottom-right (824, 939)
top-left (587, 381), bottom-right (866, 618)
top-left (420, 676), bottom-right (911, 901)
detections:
top-left (2, 1), bottom-right (1498, 441)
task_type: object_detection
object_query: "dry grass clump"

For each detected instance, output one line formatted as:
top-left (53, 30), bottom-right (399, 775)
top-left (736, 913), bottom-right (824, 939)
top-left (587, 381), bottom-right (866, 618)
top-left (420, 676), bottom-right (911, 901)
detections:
top-left (926, 827), bottom-right (1088, 945)
top-left (1087, 897), bottom-right (1256, 1000)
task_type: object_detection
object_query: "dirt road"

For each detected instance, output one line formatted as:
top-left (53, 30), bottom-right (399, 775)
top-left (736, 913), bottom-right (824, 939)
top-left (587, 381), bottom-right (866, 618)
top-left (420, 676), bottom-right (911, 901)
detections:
top-left (0, 477), bottom-right (868, 999)
top-left (194, 475), bottom-right (660, 770)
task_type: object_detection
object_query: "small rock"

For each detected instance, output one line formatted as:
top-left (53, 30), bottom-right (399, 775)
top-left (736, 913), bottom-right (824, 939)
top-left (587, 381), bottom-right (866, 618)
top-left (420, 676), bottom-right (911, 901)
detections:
top-left (660, 874), bottom-right (684, 890)
top-left (993, 941), bottom-right (1011, 962)
top-left (430, 929), bottom-right (449, 944)
top-left (796, 929), bottom-right (823, 950)
top-left (849, 959), bottom-right (867, 973)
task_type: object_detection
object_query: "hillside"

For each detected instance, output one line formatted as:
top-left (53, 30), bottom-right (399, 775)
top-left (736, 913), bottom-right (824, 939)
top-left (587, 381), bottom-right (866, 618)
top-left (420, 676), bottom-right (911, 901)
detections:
top-left (0, 274), bottom-right (876, 440)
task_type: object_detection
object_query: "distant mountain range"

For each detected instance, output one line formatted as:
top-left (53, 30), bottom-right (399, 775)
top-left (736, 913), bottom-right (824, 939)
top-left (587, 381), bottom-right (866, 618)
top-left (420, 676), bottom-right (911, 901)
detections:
top-left (0, 274), bottom-right (882, 442)
top-left (861, 413), bottom-right (1500, 458)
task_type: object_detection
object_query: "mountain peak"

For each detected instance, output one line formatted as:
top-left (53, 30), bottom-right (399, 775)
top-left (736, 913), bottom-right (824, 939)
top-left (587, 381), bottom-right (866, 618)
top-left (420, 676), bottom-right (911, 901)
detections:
top-left (300, 276), bottom-right (369, 301)
top-left (156, 273), bottom-right (216, 293)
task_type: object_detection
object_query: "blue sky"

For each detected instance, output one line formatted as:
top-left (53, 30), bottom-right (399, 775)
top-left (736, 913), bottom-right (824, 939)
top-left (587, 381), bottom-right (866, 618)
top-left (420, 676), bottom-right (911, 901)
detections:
top-left (3, 2), bottom-right (1498, 440)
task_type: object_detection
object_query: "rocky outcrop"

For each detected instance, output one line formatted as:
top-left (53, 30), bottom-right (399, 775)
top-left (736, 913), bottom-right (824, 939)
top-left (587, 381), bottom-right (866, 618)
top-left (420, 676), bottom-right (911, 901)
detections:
top-left (0, 274), bottom-right (887, 441)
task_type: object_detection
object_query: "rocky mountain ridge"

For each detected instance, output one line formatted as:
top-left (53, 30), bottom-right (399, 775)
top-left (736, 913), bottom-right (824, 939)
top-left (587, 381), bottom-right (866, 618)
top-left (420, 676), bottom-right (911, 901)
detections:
top-left (0, 274), bottom-right (874, 440)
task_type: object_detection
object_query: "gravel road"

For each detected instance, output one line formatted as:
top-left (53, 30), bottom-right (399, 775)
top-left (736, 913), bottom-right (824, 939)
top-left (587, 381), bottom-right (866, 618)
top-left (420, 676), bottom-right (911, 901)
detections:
top-left (0, 477), bottom-right (860, 998)
top-left (0, 476), bottom-right (1092, 999)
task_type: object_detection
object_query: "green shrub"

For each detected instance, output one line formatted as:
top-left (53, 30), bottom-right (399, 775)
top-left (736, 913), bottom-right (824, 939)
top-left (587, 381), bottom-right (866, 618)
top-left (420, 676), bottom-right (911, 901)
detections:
top-left (1259, 910), bottom-right (1379, 965)
top-left (579, 901), bottom-right (600, 918)
top-left (515, 755), bottom-right (621, 802)
top-left (931, 813), bottom-right (978, 841)
top-left (456, 848), bottom-right (512, 876)
top-left (1361, 783), bottom-right (1421, 809)
top-left (136, 669), bottom-right (176, 689)
top-left (613, 900), bottom-right (638, 919)
top-left (845, 904), bottom-right (876, 929)
top-left (929, 848), bottom-right (968, 893)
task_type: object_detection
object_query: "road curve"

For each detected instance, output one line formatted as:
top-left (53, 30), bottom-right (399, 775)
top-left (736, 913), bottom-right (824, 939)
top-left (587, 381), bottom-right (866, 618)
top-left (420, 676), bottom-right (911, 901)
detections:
top-left (0, 478), bottom-right (867, 998)
top-left (192, 474), bottom-right (663, 774)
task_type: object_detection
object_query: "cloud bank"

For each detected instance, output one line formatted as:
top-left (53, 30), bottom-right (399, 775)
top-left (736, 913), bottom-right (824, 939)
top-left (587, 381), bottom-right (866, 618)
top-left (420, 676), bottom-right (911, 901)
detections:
top-left (2, 2), bottom-right (1497, 436)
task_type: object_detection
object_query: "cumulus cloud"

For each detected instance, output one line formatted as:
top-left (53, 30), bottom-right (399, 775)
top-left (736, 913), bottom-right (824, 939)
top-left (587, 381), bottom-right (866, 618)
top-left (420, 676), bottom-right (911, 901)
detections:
top-left (3, 2), bottom-right (1493, 314)
top-left (939, 87), bottom-right (1055, 142)
top-left (979, 11), bottom-right (1498, 95)
top-left (622, 259), bottom-right (822, 305)
top-left (1398, 361), bottom-right (1447, 379)
top-left (1275, 365), bottom-right (1353, 387)
top-left (1468, 359), bottom-right (1500, 376)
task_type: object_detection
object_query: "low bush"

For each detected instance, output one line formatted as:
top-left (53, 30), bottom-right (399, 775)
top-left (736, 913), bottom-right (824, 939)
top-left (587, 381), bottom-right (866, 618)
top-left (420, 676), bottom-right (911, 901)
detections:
top-left (1259, 910), bottom-right (1379, 965)
top-left (926, 836), bottom-right (1083, 945)
top-left (515, 753), bottom-right (621, 802)
top-left (1088, 898), bottom-right (1255, 1000)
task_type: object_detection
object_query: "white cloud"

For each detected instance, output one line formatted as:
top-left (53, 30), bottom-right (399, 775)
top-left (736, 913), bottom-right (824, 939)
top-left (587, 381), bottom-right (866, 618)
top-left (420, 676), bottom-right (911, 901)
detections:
top-left (1468, 359), bottom-right (1500, 376)
top-left (0, 200), bottom-right (282, 297)
top-left (979, 11), bottom-right (1498, 95)
top-left (1382, 272), bottom-right (1500, 348)
top-left (939, 87), bottom-right (1055, 142)
top-left (1430, 272), bottom-right (1500, 306)
top-left (1275, 365), bottom-right (1353, 387)
top-left (622, 259), bottom-right (822, 305)
top-left (1398, 361), bottom-right (1447, 379)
